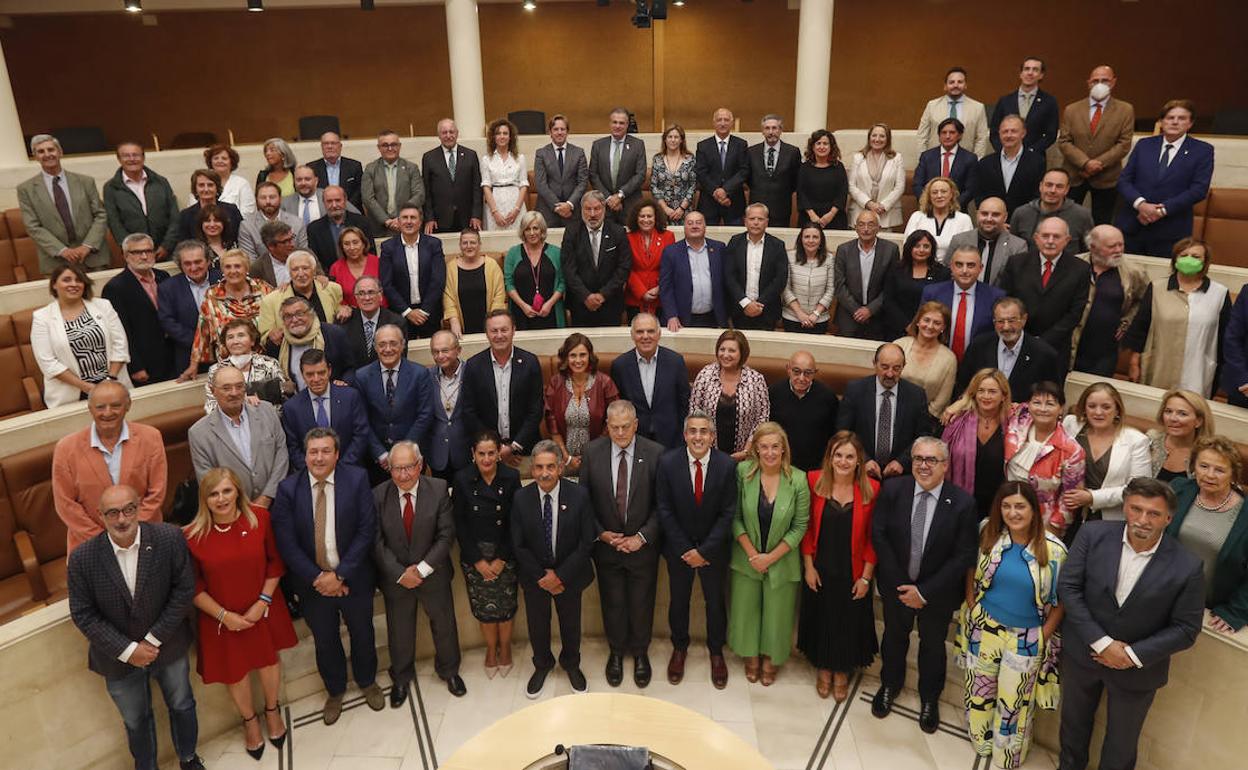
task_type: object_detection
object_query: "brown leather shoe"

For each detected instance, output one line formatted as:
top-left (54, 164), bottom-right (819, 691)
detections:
top-left (667, 648), bottom-right (687, 685)
top-left (322, 694), bottom-right (344, 725)
top-left (710, 654), bottom-right (729, 689)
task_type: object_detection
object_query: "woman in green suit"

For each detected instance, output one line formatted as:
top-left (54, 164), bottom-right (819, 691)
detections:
top-left (729, 422), bottom-right (811, 685)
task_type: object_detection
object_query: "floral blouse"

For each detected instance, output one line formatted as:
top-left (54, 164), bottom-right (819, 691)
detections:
top-left (1004, 404), bottom-right (1086, 534)
top-left (688, 364), bottom-right (770, 453)
top-left (189, 278), bottom-right (273, 365)
top-left (649, 154), bottom-right (696, 221)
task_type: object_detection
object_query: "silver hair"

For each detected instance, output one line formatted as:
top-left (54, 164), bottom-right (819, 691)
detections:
top-left (582, 190), bottom-right (607, 207)
top-left (375, 323), bottom-right (405, 342)
top-left (353, 274), bottom-right (381, 291)
top-left (1087, 224), bottom-right (1123, 250)
top-left (606, 400), bottom-right (638, 420)
top-left (746, 201), bottom-right (769, 217)
top-left (29, 134), bottom-right (62, 154)
top-left (172, 240), bottom-right (207, 266)
top-left (516, 210), bottom-right (548, 240)
top-left (209, 363), bottom-right (243, 388)
top-left (532, 439), bottom-right (565, 464)
top-left (121, 232), bottom-right (154, 251)
top-left (761, 114), bottom-right (785, 127)
top-left (286, 250), bottom-right (318, 270)
top-left (911, 435), bottom-right (950, 460)
top-left (390, 440), bottom-right (423, 464)
top-left (685, 408), bottom-right (716, 432)
top-left (630, 312), bottom-right (660, 331)
top-left (262, 137), bottom-right (297, 170)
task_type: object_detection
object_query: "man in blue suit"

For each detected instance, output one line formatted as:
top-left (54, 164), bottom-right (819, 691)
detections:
top-left (912, 118), bottom-right (978, 209)
top-left (988, 57), bottom-right (1060, 152)
top-left (350, 324), bottom-right (434, 484)
top-left (609, 313), bottom-right (690, 449)
top-left (282, 350), bottom-right (370, 471)
top-left (920, 245), bottom-right (1005, 360)
top-left (658, 211), bottom-right (727, 330)
top-left (424, 331), bottom-right (471, 480)
top-left (379, 205), bottom-right (446, 339)
top-left (157, 241), bottom-right (220, 374)
top-left (271, 427), bottom-right (383, 724)
top-left (1115, 99), bottom-right (1214, 257)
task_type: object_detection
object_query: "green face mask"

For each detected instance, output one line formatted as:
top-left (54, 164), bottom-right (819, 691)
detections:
top-left (1174, 255), bottom-right (1205, 276)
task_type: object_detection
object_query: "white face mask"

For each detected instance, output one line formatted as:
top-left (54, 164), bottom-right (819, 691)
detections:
top-left (228, 354), bottom-right (253, 368)
top-left (1089, 82), bottom-right (1111, 101)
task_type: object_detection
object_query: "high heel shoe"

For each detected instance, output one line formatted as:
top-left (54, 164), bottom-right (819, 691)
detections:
top-left (241, 713), bottom-right (265, 761)
top-left (760, 662), bottom-right (778, 687)
top-left (264, 704), bottom-right (287, 750)
top-left (498, 646), bottom-right (514, 678)
top-left (484, 659), bottom-right (499, 679)
top-left (744, 657), bottom-right (760, 683)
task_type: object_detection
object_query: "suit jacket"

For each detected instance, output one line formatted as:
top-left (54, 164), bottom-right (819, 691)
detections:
top-left (309, 156), bottom-right (365, 210)
top-left (560, 220), bottom-right (633, 311)
top-left (424, 363), bottom-right (470, 475)
top-left (533, 142), bottom-right (589, 228)
top-left (102, 166), bottom-right (180, 253)
top-left (917, 95), bottom-right (991, 157)
top-left (283, 383), bottom-right (370, 471)
top-left (1059, 520), bottom-right (1204, 690)
top-left (746, 141), bottom-right (802, 226)
top-left (974, 148), bottom-right (1048, 214)
top-left (256, 281), bottom-right (343, 337)
top-left (912, 145), bottom-right (978, 208)
top-left (280, 189), bottom-right (361, 222)
top-left (461, 346), bottom-right (544, 452)
top-left (989, 88), bottom-right (1060, 152)
top-left (589, 134), bottom-right (648, 217)
top-left (102, 267), bottom-right (176, 382)
top-left (655, 447), bottom-right (737, 561)
top-left (174, 200), bottom-right (242, 244)
top-left (362, 157), bottom-right (426, 233)
top-left (1115, 134), bottom-right (1215, 241)
top-left (580, 434), bottom-right (664, 560)
top-left (658, 238), bottom-right (728, 327)
top-left (724, 231), bottom-right (788, 326)
top-left (729, 464), bottom-right (809, 587)
top-left (1058, 97), bottom-right (1135, 188)
top-left (832, 238), bottom-right (900, 338)
top-left (189, 401), bottom-right (289, 500)
top-left (30, 297), bottom-right (133, 408)
top-left (999, 249), bottom-right (1091, 359)
top-left (372, 476), bottom-right (455, 587)
top-left (349, 358), bottom-right (435, 461)
top-left (421, 145), bottom-right (483, 231)
top-left (271, 464), bottom-right (377, 590)
top-left (157, 269), bottom-right (221, 373)
top-left (1222, 287), bottom-right (1248, 399)
top-left (378, 234), bottom-right (447, 323)
top-left (17, 170), bottom-right (110, 272)
top-left (946, 229), bottom-right (1027, 287)
top-left (261, 320), bottom-right (352, 382)
top-left (340, 307), bottom-right (406, 372)
top-left (919, 280), bottom-right (1004, 345)
top-left (871, 475), bottom-right (978, 610)
top-left (511, 479), bottom-right (597, 591)
top-left (955, 331), bottom-right (1059, 401)
top-left (835, 375), bottom-right (931, 469)
top-left (306, 211), bottom-right (371, 272)
top-left (848, 151), bottom-right (908, 228)
top-left (67, 522), bottom-right (195, 680)
top-left (609, 346), bottom-right (691, 449)
top-left (694, 134), bottom-right (750, 220)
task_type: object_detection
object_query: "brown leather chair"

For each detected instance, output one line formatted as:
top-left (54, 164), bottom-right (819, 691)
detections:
top-left (1201, 189), bottom-right (1248, 270)
top-left (0, 314), bottom-right (42, 417)
top-left (3, 209), bottom-right (39, 281)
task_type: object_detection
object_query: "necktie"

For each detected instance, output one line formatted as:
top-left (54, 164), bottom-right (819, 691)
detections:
top-left (611, 141), bottom-right (622, 188)
top-left (1020, 92), bottom-right (1033, 120)
top-left (385, 164), bottom-right (397, 214)
top-left (557, 146), bottom-right (565, 175)
top-left (952, 291), bottom-right (969, 359)
top-left (767, 146), bottom-right (776, 175)
top-left (876, 389), bottom-right (893, 465)
top-left (591, 229), bottom-right (601, 265)
top-left (385, 368), bottom-right (396, 404)
top-left (364, 319), bottom-right (375, 356)
top-left (1159, 144), bottom-right (1174, 174)
top-left (447, 149), bottom-right (457, 180)
top-left (402, 492), bottom-right (414, 541)
top-left (1090, 103), bottom-right (1103, 134)
top-left (616, 450), bottom-right (629, 525)
top-left (314, 479), bottom-right (331, 570)
top-left (1041, 258), bottom-right (1054, 288)
top-left (542, 493), bottom-right (555, 563)
top-left (719, 140), bottom-right (727, 168)
top-left (51, 176), bottom-right (76, 241)
top-left (908, 492), bottom-right (931, 580)
top-left (948, 99), bottom-right (958, 120)
top-left (693, 459), bottom-right (704, 505)
top-left (302, 198), bottom-right (313, 225)
top-left (941, 151), bottom-right (952, 178)
top-left (315, 396), bottom-right (329, 428)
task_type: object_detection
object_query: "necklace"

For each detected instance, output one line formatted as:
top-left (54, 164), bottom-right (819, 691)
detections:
top-left (212, 517), bottom-right (237, 533)
top-left (1196, 489), bottom-right (1234, 511)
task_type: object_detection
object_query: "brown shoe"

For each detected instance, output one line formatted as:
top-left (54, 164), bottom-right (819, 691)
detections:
top-left (744, 656), bottom-right (760, 683)
top-left (816, 670), bottom-right (832, 699)
top-left (710, 654), bottom-right (729, 689)
top-left (667, 648), bottom-right (687, 685)
top-left (832, 672), bottom-right (849, 703)
top-left (362, 683), bottom-right (385, 711)
top-left (323, 694), bottom-right (344, 725)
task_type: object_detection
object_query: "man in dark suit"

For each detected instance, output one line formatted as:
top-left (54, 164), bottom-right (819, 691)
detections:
top-left (975, 115), bottom-right (1048, 216)
top-left (512, 440), bottom-right (597, 698)
top-left (283, 350), bottom-right (370, 471)
top-left (261, 296), bottom-right (352, 386)
top-left (422, 118), bottom-right (483, 234)
top-left (1115, 99), bottom-right (1215, 257)
top-left (461, 310), bottom-right (545, 467)
top-left (1058, 478), bottom-right (1204, 770)
top-left (272, 428), bottom-right (383, 723)
top-left (655, 410), bottom-right (737, 690)
top-left (832, 210), bottom-right (899, 340)
top-left (425, 330), bottom-right (471, 480)
top-left (609, 313), bottom-right (691, 449)
top-left (306, 185), bottom-right (370, 272)
top-left (836, 343), bottom-right (931, 479)
top-left (340, 275), bottom-right (405, 372)
top-left (174, 169), bottom-right (243, 243)
top-left (589, 108), bottom-right (647, 225)
top-left (946, 197), bottom-right (1028, 287)
top-left (349, 324), bottom-right (434, 483)
top-left (746, 114), bottom-right (802, 227)
top-left (103, 233), bottom-right (176, 384)
top-left (768, 351), bottom-right (839, 472)
top-left (103, 142), bottom-right (180, 259)
top-left (998, 217), bottom-right (1091, 374)
top-left (379, 205), bottom-right (446, 339)
top-left (912, 118), bottom-right (978, 209)
top-left (870, 437), bottom-right (978, 733)
top-left (694, 107), bottom-right (750, 225)
top-left (248, 219), bottom-right (298, 288)
top-left (67, 485), bottom-right (203, 770)
top-left (989, 57), bottom-right (1060, 152)
top-left (657, 211), bottom-right (728, 330)
top-left (561, 191), bottom-right (633, 327)
top-left (373, 441), bottom-right (465, 705)
top-left (579, 401), bottom-right (664, 688)
top-left (920, 245), bottom-right (1006, 360)
top-left (533, 114), bottom-right (589, 229)
top-left (956, 296), bottom-right (1059, 401)
top-left (158, 240), bottom-right (220, 375)
top-left (309, 131), bottom-right (364, 211)
top-left (724, 203), bottom-right (788, 330)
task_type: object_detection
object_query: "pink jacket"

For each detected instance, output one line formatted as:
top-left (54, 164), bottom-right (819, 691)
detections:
top-left (1004, 404), bottom-right (1085, 533)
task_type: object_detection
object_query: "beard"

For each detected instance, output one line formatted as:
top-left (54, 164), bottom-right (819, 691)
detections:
top-left (1091, 252), bottom-right (1122, 269)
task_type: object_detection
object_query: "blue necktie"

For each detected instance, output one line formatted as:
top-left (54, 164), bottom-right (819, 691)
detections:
top-left (315, 396), bottom-right (329, 428)
top-left (542, 493), bottom-right (555, 563)
top-left (385, 369), bottom-right (396, 404)
top-left (302, 198), bottom-right (313, 225)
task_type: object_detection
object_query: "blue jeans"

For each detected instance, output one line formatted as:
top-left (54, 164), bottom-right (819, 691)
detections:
top-left (104, 654), bottom-right (199, 770)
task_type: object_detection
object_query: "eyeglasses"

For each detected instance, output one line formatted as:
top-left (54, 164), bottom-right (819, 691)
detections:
top-left (281, 310), bottom-right (309, 320)
top-left (102, 502), bottom-right (140, 519)
top-left (790, 368), bottom-right (816, 377)
top-left (378, 142), bottom-right (400, 150)
top-left (391, 463), bottom-right (420, 474)
top-left (912, 455), bottom-right (947, 467)
top-left (355, 289), bottom-right (381, 297)
top-left (125, 248), bottom-right (156, 256)
top-left (274, 236), bottom-right (296, 245)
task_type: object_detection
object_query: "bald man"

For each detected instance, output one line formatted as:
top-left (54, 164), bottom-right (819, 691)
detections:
top-left (1070, 225), bottom-right (1149, 376)
top-left (768, 351), bottom-right (840, 471)
top-left (1058, 65), bottom-right (1135, 225)
top-left (974, 115), bottom-right (1047, 215)
top-left (999, 217), bottom-right (1090, 374)
top-left (694, 107), bottom-right (750, 225)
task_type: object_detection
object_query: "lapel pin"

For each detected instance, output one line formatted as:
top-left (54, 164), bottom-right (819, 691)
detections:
top-left (144, 545), bottom-right (152, 551)
top-left (561, 504), bottom-right (567, 510)
top-left (944, 498), bottom-right (952, 505)
top-left (1024, 355), bottom-right (1031, 362)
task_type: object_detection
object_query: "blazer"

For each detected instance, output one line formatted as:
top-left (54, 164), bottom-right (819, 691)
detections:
top-left (1057, 97), bottom-right (1136, 188)
top-left (533, 142), bottom-right (589, 228)
top-left (102, 166), bottom-right (180, 253)
top-left (283, 383), bottom-right (370, 471)
top-left (102, 268), bottom-right (176, 383)
top-left (989, 88), bottom-right (1060, 152)
top-left (1169, 478), bottom-right (1248, 630)
top-left (832, 238), bottom-right (900, 338)
top-left (362, 157), bottom-right (426, 232)
top-left (510, 478), bottom-right (597, 591)
top-left (67, 522), bottom-right (195, 680)
top-left (999, 249), bottom-right (1091, 358)
top-left (694, 134), bottom-right (750, 219)
top-left (956, 331), bottom-right (1058, 402)
top-left (17, 170), bottom-right (110, 273)
top-left (871, 475), bottom-right (978, 610)
top-left (306, 211), bottom-right (372, 272)
top-left (340, 307), bottom-right (406, 372)
top-left (174, 200), bottom-right (243, 244)
top-left (1058, 520), bottom-right (1204, 690)
top-left (52, 421), bottom-right (167, 553)
top-left (349, 358), bottom-right (435, 461)
top-left (658, 238), bottom-right (728, 327)
top-left (460, 345), bottom-right (545, 452)
top-left (256, 281), bottom-right (344, 337)
top-left (724, 231), bottom-right (788, 325)
top-left (917, 95), bottom-right (991, 157)
top-left (261, 320), bottom-right (352, 382)
top-left (920, 280), bottom-right (1005, 344)
top-left (688, 364), bottom-right (770, 455)
top-left (309, 156), bottom-right (365, 210)
top-left (847, 151), bottom-right (907, 228)
top-left (1221, 287), bottom-right (1248, 401)
top-left (453, 463), bottom-right (522, 564)
top-left (560, 220), bottom-right (633, 311)
top-left (424, 363), bottom-right (470, 475)
top-left (443, 257), bottom-right (507, 329)
top-left (625, 229), bottom-right (674, 309)
top-left (730, 464), bottom-right (810, 587)
top-left (379, 234), bottom-right (447, 322)
top-left (579, 434), bottom-right (665, 548)
top-left (974, 148), bottom-right (1048, 214)
top-left (802, 472), bottom-right (879, 582)
top-left (835, 375), bottom-right (931, 469)
top-left (157, 269), bottom-right (222, 373)
top-left (1115, 134), bottom-right (1215, 241)
top-left (271, 464), bottom-right (377, 591)
top-left (373, 475), bottom-right (455, 587)
top-left (589, 134), bottom-right (648, 211)
top-left (609, 346), bottom-right (691, 449)
top-left (745, 141), bottom-right (802, 226)
top-left (421, 144), bottom-right (484, 230)
top-left (946, 228), bottom-right (1027, 287)
top-left (281, 189), bottom-right (361, 221)
top-left (188, 401), bottom-right (289, 501)
top-left (543, 372), bottom-right (620, 447)
top-left (912, 145), bottom-right (978, 209)
top-left (1060, 416), bottom-right (1151, 520)
top-left (655, 446), bottom-right (738, 561)
top-left (238, 210), bottom-right (307, 261)
top-left (31, 298), bottom-right (133, 408)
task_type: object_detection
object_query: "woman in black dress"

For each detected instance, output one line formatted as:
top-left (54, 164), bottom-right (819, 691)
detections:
top-left (881, 229), bottom-right (950, 341)
top-left (797, 129), bottom-right (849, 230)
top-left (797, 430), bottom-right (879, 701)
top-left (503, 212), bottom-right (566, 330)
top-left (942, 368), bottom-right (1010, 518)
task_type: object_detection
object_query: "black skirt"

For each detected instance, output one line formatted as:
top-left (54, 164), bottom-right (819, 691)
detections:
top-left (797, 497), bottom-right (878, 672)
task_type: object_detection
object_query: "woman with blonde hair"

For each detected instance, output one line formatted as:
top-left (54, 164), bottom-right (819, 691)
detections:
top-left (903, 177), bottom-right (974, 263)
top-left (504, 211), bottom-right (566, 330)
top-left (894, 300), bottom-right (958, 416)
top-left (942, 368), bottom-right (1012, 517)
top-left (848, 123), bottom-right (906, 230)
top-left (1060, 381), bottom-right (1151, 524)
top-left (1148, 388), bottom-right (1216, 481)
top-left (181, 249), bottom-right (273, 379)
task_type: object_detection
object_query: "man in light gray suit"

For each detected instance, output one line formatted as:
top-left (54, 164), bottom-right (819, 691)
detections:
top-left (946, 196), bottom-right (1027, 287)
top-left (281, 164), bottom-right (362, 225)
top-left (18, 134), bottom-right (110, 273)
top-left (916, 67), bottom-right (992, 158)
top-left (362, 130), bottom-right (425, 236)
top-left (188, 365), bottom-right (289, 508)
top-left (534, 114), bottom-right (589, 229)
top-left (239, 181), bottom-right (306, 261)
top-left (833, 210), bottom-right (897, 340)
top-left (589, 108), bottom-right (647, 225)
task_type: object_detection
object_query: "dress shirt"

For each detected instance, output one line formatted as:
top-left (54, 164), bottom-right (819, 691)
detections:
top-left (687, 240), bottom-right (713, 314)
top-left (311, 471), bottom-right (340, 570)
top-left (492, 350), bottom-right (514, 443)
top-left (42, 170), bottom-right (75, 228)
top-left (109, 525), bottom-right (165, 663)
top-left (540, 482), bottom-right (561, 555)
top-left (874, 378), bottom-right (896, 451)
top-left (1088, 96), bottom-right (1109, 122)
top-left (324, 159), bottom-right (341, 187)
top-left (740, 235), bottom-right (765, 307)
top-left (1000, 148), bottom-right (1023, 191)
top-left (911, 480), bottom-right (944, 553)
top-left (395, 480), bottom-right (434, 578)
top-left (309, 387), bottom-right (332, 423)
top-left (687, 449), bottom-right (710, 489)
top-left (436, 361), bottom-right (462, 414)
top-left (300, 196), bottom-right (321, 223)
top-left (131, 268), bottom-right (159, 307)
top-left (402, 236), bottom-right (422, 305)
top-left (763, 140), bottom-right (781, 172)
top-left (290, 345), bottom-right (310, 389)
top-left (1133, 134), bottom-right (1189, 209)
top-left (268, 255), bottom-right (291, 288)
top-left (636, 350), bottom-right (657, 405)
top-left (187, 275), bottom-right (211, 310)
top-left (952, 283), bottom-right (976, 347)
top-left (858, 241), bottom-right (877, 301)
top-left (1038, 252), bottom-right (1062, 276)
top-left (997, 337), bottom-right (1021, 379)
top-left (1088, 528), bottom-right (1161, 668)
top-left (221, 408), bottom-right (253, 466)
top-left (122, 170), bottom-right (149, 214)
top-left (90, 421), bottom-right (130, 484)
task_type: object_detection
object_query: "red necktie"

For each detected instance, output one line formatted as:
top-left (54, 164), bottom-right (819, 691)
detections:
top-left (941, 151), bottom-right (952, 178)
top-left (952, 291), bottom-right (969, 360)
top-left (402, 492), bottom-right (414, 540)
top-left (1041, 259), bottom-right (1054, 288)
top-left (1090, 103), bottom-right (1103, 134)
top-left (693, 459), bottom-right (704, 505)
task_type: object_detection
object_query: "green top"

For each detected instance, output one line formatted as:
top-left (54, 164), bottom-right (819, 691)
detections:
top-left (730, 461), bottom-right (810, 585)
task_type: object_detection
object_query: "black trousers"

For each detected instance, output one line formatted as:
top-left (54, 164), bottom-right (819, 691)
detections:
top-left (594, 545), bottom-right (659, 657)
top-left (687, 312), bottom-right (719, 328)
top-left (381, 574), bottom-right (461, 684)
top-left (1123, 230), bottom-right (1182, 258)
top-left (521, 582), bottom-right (584, 671)
top-left (1058, 653), bottom-right (1157, 770)
top-left (1071, 184), bottom-right (1120, 226)
top-left (730, 311), bottom-right (777, 331)
top-left (301, 586), bottom-right (378, 697)
top-left (665, 554), bottom-right (728, 655)
top-left (570, 299), bottom-right (625, 328)
top-left (406, 314), bottom-right (442, 340)
top-left (879, 592), bottom-right (955, 702)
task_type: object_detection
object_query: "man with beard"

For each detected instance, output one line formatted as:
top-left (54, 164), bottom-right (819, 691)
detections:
top-left (239, 181), bottom-right (306, 261)
top-left (1069, 225), bottom-right (1149, 376)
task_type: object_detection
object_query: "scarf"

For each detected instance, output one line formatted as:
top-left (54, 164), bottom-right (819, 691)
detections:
top-left (278, 314), bottom-right (326, 377)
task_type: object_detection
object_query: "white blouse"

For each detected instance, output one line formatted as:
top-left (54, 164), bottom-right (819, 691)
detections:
top-left (187, 174), bottom-right (256, 218)
top-left (903, 210), bottom-right (974, 264)
top-left (480, 152), bottom-right (529, 190)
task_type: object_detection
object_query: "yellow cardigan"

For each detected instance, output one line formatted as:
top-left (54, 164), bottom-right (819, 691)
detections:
top-left (257, 281), bottom-right (344, 336)
top-left (442, 256), bottom-right (508, 323)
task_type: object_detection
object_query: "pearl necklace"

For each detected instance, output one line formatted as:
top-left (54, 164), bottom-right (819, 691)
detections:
top-left (212, 517), bottom-right (238, 533)
top-left (1196, 489), bottom-right (1234, 511)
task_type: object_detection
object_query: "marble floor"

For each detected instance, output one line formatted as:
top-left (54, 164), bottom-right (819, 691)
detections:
top-left (180, 638), bottom-right (1059, 770)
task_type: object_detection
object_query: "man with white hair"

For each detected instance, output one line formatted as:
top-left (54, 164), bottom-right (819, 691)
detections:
top-left (999, 217), bottom-right (1090, 374)
top-left (1070, 224), bottom-right (1149, 376)
top-left (18, 133), bottom-right (109, 273)
top-left (102, 233), bottom-right (176, 384)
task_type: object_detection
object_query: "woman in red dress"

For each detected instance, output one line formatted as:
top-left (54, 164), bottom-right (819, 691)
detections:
top-left (329, 226), bottom-right (385, 309)
top-left (185, 467), bottom-right (297, 759)
top-left (625, 201), bottom-right (674, 319)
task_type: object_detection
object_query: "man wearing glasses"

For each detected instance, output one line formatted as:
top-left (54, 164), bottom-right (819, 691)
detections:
top-left (767, 350), bottom-right (839, 472)
top-left (261, 296), bottom-right (351, 386)
top-left (249, 219), bottom-right (302, 288)
top-left (341, 275), bottom-right (405, 371)
top-left (363, 130), bottom-right (425, 236)
top-left (102, 233), bottom-right (176, 384)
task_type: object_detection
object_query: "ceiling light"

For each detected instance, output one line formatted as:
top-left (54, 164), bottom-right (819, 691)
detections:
top-left (247, 0), bottom-right (264, 11)
top-left (124, 0), bottom-right (142, 12)
top-left (523, 0), bottom-right (536, 9)
top-left (673, 0), bottom-right (685, 6)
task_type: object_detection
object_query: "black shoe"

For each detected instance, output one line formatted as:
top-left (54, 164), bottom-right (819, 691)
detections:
top-left (446, 674), bottom-right (467, 697)
top-left (567, 667), bottom-right (588, 693)
top-left (527, 667), bottom-right (551, 699)
top-left (605, 653), bottom-right (624, 687)
top-left (389, 682), bottom-right (409, 709)
top-left (265, 705), bottom-right (287, 749)
top-left (180, 756), bottom-right (206, 770)
top-left (871, 686), bottom-right (896, 719)
top-left (919, 701), bottom-right (940, 734)
top-left (634, 655), bottom-right (652, 688)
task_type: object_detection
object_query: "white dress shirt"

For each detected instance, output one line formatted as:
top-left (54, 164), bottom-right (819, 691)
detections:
top-left (300, 195), bottom-right (322, 223)
top-left (312, 471), bottom-right (340, 569)
top-left (1089, 528), bottom-right (1162, 668)
top-left (687, 240), bottom-right (713, 314)
top-left (687, 449), bottom-right (710, 489)
top-left (396, 481), bottom-right (434, 579)
top-left (492, 350), bottom-right (514, 443)
top-left (858, 242), bottom-right (877, 302)
top-left (740, 235), bottom-right (764, 307)
top-left (268, 255), bottom-right (291, 288)
top-left (1000, 148), bottom-right (1023, 191)
top-left (402, 236), bottom-right (422, 305)
top-left (997, 337), bottom-right (1022, 379)
top-left (952, 284), bottom-right (976, 349)
top-left (221, 408), bottom-right (253, 466)
top-left (110, 526), bottom-right (163, 662)
top-left (1133, 134), bottom-right (1188, 209)
top-left (1088, 96), bottom-right (1109, 122)
top-left (123, 170), bottom-right (149, 214)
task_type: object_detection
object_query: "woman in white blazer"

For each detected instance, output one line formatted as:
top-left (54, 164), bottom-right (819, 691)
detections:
top-left (1059, 382), bottom-right (1151, 522)
top-left (847, 124), bottom-right (907, 230)
top-left (31, 263), bottom-right (131, 409)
